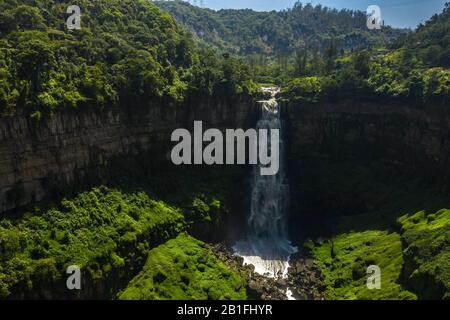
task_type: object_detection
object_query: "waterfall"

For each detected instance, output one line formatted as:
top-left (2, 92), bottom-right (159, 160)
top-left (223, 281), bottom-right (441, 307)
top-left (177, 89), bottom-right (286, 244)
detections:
top-left (233, 87), bottom-right (297, 278)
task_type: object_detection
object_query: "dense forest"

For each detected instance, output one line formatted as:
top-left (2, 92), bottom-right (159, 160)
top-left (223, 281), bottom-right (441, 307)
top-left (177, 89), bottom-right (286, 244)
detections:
top-left (0, 0), bottom-right (449, 302)
top-left (156, 1), bottom-right (448, 107)
top-left (280, 3), bottom-right (449, 106)
top-left (0, 0), bottom-right (259, 117)
top-left (155, 0), bottom-right (404, 56)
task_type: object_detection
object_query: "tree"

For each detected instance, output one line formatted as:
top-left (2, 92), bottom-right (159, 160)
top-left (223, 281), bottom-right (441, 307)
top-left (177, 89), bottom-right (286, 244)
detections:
top-left (354, 50), bottom-right (371, 77)
top-left (294, 50), bottom-right (307, 76)
top-left (324, 42), bottom-right (338, 72)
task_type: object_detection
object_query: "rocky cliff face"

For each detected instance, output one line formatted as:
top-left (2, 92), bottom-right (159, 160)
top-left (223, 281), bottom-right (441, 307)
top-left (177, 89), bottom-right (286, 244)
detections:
top-left (0, 98), bottom-right (257, 214)
top-left (284, 102), bottom-right (450, 170)
top-left (282, 101), bottom-right (450, 238)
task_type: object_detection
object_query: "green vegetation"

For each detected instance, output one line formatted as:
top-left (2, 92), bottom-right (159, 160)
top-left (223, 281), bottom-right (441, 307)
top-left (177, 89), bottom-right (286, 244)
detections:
top-left (0, 0), bottom-right (259, 117)
top-left (0, 186), bottom-right (186, 298)
top-left (299, 158), bottom-right (450, 300)
top-left (118, 233), bottom-right (247, 300)
top-left (281, 76), bottom-right (322, 103)
top-left (155, 1), bottom-right (408, 87)
top-left (157, 1), bottom-right (448, 106)
top-left (310, 231), bottom-right (416, 300)
top-left (0, 163), bottom-right (249, 299)
top-left (281, 4), bottom-right (449, 106)
top-left (281, 47), bottom-right (449, 106)
top-left (156, 1), bottom-right (401, 56)
top-left (0, 0), bottom-right (448, 302)
top-left (399, 209), bottom-right (450, 299)
top-left (307, 208), bottom-right (450, 300)
top-left (395, 5), bottom-right (450, 68)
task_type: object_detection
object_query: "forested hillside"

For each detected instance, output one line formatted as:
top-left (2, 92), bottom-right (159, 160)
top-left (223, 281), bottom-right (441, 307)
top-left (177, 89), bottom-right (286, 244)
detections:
top-left (0, 0), bottom-right (258, 117)
top-left (280, 3), bottom-right (450, 106)
top-left (155, 0), bottom-right (404, 56)
top-left (395, 4), bottom-right (450, 68)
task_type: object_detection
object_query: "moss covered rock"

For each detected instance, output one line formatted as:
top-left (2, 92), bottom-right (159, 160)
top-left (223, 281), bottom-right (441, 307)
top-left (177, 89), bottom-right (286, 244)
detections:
top-left (399, 209), bottom-right (450, 299)
top-left (118, 233), bottom-right (247, 300)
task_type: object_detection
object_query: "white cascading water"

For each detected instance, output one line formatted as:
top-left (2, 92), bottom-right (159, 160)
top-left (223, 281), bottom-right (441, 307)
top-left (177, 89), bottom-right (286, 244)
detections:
top-left (233, 87), bottom-right (298, 282)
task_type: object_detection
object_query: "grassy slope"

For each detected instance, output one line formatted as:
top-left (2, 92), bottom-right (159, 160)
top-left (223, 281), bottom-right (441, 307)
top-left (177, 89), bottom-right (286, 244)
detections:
top-left (118, 233), bottom-right (247, 300)
top-left (309, 209), bottom-right (450, 300)
top-left (310, 231), bottom-right (416, 300)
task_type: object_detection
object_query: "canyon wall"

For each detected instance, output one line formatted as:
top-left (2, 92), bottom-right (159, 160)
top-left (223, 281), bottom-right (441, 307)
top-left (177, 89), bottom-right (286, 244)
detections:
top-left (0, 97), bottom-right (257, 213)
top-left (282, 101), bottom-right (450, 237)
top-left (284, 102), bottom-right (450, 169)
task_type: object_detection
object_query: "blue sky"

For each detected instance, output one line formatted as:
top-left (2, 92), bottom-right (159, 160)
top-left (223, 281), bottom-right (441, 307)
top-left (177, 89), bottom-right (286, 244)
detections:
top-left (189, 0), bottom-right (447, 29)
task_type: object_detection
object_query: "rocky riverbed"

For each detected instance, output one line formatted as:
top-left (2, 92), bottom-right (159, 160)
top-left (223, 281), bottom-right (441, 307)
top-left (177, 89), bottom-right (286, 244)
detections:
top-left (287, 251), bottom-right (326, 300)
top-left (210, 243), bottom-right (326, 300)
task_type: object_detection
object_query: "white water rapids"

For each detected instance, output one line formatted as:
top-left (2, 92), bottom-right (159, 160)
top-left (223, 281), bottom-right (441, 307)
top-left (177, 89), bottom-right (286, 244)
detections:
top-left (233, 87), bottom-right (298, 297)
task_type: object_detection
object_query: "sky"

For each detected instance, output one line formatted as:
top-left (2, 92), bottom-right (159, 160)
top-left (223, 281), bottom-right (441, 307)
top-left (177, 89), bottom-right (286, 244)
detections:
top-left (186, 0), bottom-right (447, 29)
